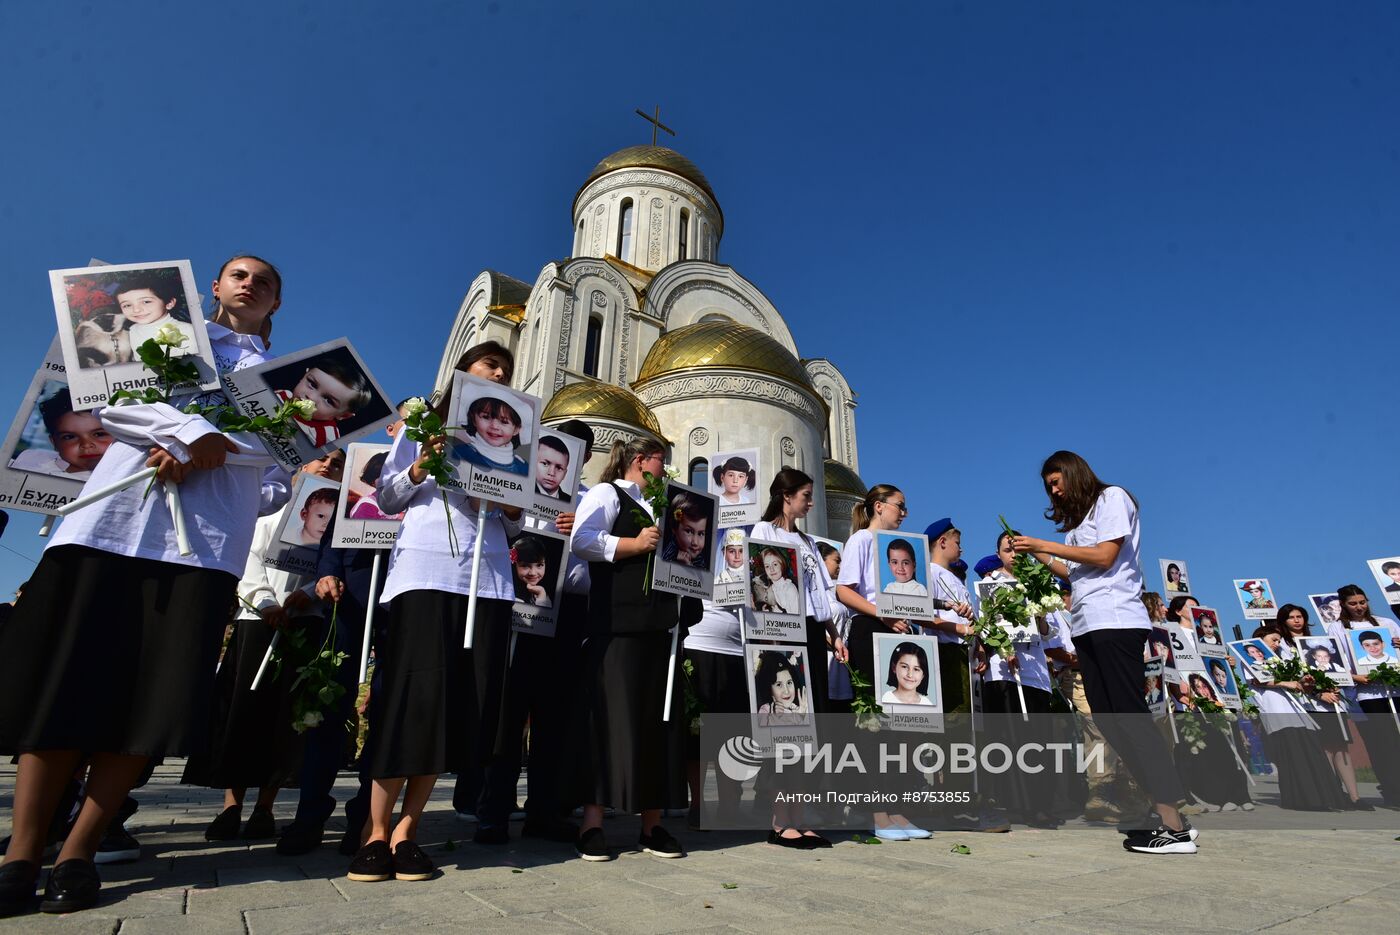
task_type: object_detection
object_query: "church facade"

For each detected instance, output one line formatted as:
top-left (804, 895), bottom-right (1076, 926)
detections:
top-left (433, 144), bottom-right (867, 538)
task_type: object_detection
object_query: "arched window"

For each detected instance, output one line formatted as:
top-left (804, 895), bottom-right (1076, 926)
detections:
top-left (688, 457), bottom-right (707, 490)
top-left (582, 315), bottom-right (603, 377)
top-left (576, 219), bottom-right (585, 254)
top-left (678, 209), bottom-right (690, 259)
top-left (616, 199), bottom-right (634, 260)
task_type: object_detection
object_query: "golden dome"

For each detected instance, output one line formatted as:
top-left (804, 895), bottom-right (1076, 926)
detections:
top-left (542, 379), bottom-right (667, 442)
top-left (635, 321), bottom-right (813, 390)
top-left (823, 459), bottom-right (867, 498)
top-left (576, 145), bottom-right (719, 208)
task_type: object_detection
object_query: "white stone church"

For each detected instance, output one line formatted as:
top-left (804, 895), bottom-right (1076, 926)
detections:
top-left (433, 143), bottom-right (867, 538)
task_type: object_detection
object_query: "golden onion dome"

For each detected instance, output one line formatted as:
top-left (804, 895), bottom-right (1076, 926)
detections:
top-left (542, 379), bottom-right (666, 442)
top-left (635, 321), bottom-right (814, 391)
top-left (823, 458), bottom-right (867, 498)
top-left (575, 145), bottom-right (719, 209)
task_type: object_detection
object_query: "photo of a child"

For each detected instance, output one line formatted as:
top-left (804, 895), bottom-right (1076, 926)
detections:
top-left (718, 528), bottom-right (747, 583)
top-left (534, 432), bottom-right (577, 502)
top-left (1346, 628), bottom-right (1400, 672)
top-left (510, 533), bottom-right (559, 608)
top-left (880, 537), bottom-right (928, 597)
top-left (661, 489), bottom-right (712, 570)
top-left (875, 634), bottom-right (938, 708)
top-left (280, 485), bottom-right (338, 548)
top-left (1365, 557), bottom-right (1400, 606)
top-left (1228, 638), bottom-right (1277, 681)
top-left (749, 647), bottom-right (810, 727)
top-left (269, 355), bottom-right (375, 446)
top-left (1191, 607), bottom-right (1223, 645)
top-left (7, 382), bottom-right (113, 480)
top-left (709, 452), bottom-right (757, 506)
top-left (747, 542), bottom-right (801, 616)
top-left (1234, 578), bottom-right (1277, 619)
top-left (344, 446), bottom-right (402, 521)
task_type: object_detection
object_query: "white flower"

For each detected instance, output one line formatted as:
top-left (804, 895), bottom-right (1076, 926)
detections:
top-left (663, 464), bottom-right (682, 480)
top-left (153, 323), bottom-right (188, 348)
top-left (401, 396), bottom-right (428, 419)
top-left (287, 397), bottom-right (317, 420)
top-left (300, 711), bottom-right (323, 729)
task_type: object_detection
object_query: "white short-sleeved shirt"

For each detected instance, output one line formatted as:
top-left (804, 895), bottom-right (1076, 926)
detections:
top-left (836, 528), bottom-right (877, 605)
top-left (1064, 486), bottom-right (1149, 637)
top-left (1328, 618), bottom-right (1400, 702)
top-left (926, 562), bottom-right (970, 646)
top-left (687, 600), bottom-right (744, 656)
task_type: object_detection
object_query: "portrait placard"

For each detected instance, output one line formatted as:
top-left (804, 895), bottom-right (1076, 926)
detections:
top-left (332, 443), bottom-right (403, 549)
top-left (222, 339), bottom-right (394, 471)
top-left (874, 632), bottom-right (944, 733)
top-left (0, 339), bottom-right (97, 515)
top-left (50, 260), bottom-right (219, 409)
top-left (1364, 557), bottom-right (1400, 609)
top-left (1160, 624), bottom-right (1204, 676)
top-left (707, 448), bottom-right (760, 528)
top-left (874, 530), bottom-right (936, 622)
top-left (1144, 659), bottom-right (1167, 718)
top-left (650, 480), bottom-right (717, 599)
top-left (445, 370), bottom-right (540, 509)
top-left (508, 528), bottom-right (571, 638)
top-left (745, 645), bottom-right (819, 751)
top-left (265, 473), bottom-right (341, 575)
top-left (1228, 638), bottom-right (1278, 683)
top-left (743, 537), bottom-right (805, 643)
top-left (713, 527), bottom-right (751, 606)
top-left (1189, 606), bottom-right (1228, 657)
top-left (527, 428), bottom-right (585, 524)
top-left (1309, 593), bottom-right (1342, 626)
top-left (1199, 656), bottom-right (1242, 710)
top-left (1344, 627), bottom-right (1400, 674)
top-left (1294, 636), bottom-right (1355, 687)
top-left (1233, 577), bottom-right (1278, 621)
top-left (1159, 558), bottom-right (1192, 596)
top-left (1148, 626), bottom-right (1178, 681)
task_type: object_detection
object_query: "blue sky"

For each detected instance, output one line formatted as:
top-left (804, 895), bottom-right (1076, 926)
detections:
top-left (1, 1), bottom-right (1397, 633)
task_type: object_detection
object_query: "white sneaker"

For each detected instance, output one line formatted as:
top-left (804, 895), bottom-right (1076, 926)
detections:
top-left (1221, 802), bottom-right (1239, 812)
top-left (1123, 825), bottom-right (1197, 855)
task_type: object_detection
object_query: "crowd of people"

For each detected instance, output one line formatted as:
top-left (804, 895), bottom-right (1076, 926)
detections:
top-left (0, 252), bottom-right (1397, 917)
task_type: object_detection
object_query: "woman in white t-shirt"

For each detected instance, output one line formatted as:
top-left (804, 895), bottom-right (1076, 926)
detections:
top-left (1330, 585), bottom-right (1400, 807)
top-left (1010, 451), bottom-right (1194, 855)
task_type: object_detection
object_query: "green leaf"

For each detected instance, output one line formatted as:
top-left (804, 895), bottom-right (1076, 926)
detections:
top-left (721, 882), bottom-right (737, 890)
top-left (950, 843), bottom-right (971, 855)
top-left (511, 868), bottom-right (523, 874)
top-left (442, 839), bottom-right (457, 851)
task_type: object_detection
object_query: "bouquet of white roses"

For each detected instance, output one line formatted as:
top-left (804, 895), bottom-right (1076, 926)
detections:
top-left (630, 463), bottom-right (681, 595)
top-left (398, 396), bottom-right (461, 557)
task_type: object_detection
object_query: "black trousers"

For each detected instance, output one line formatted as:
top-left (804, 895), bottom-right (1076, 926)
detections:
top-left (1356, 698), bottom-right (1400, 806)
top-left (1075, 628), bottom-right (1185, 806)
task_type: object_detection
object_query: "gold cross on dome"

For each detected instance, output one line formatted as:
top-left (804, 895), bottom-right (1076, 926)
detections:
top-left (635, 106), bottom-right (675, 146)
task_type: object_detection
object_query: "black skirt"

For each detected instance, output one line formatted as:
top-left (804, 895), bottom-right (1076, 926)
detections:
top-left (1264, 726), bottom-right (1348, 811)
top-left (0, 544), bottom-right (236, 758)
top-left (181, 616), bottom-right (306, 791)
top-left (1173, 711), bottom-right (1252, 806)
top-left (572, 630), bottom-right (687, 813)
top-left (683, 647), bottom-right (747, 762)
top-left (366, 590), bottom-right (511, 779)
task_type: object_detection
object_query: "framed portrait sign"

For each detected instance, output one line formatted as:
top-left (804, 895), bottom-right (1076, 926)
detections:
top-left (0, 339), bottom-right (98, 515)
top-left (1364, 556), bottom-right (1400, 609)
top-left (265, 473), bottom-right (341, 576)
top-left (1294, 636), bottom-right (1355, 687)
top-left (222, 338), bottom-right (395, 471)
top-left (650, 480), bottom-right (717, 599)
top-left (713, 527), bottom-right (751, 606)
top-left (446, 370), bottom-right (541, 509)
top-left (1144, 659), bottom-right (1167, 718)
top-left (874, 632), bottom-right (944, 733)
top-left (1189, 607), bottom-right (1228, 658)
top-left (745, 644), bottom-right (818, 750)
top-left (50, 260), bottom-right (220, 409)
top-left (508, 528), bottom-right (571, 638)
top-left (707, 448), bottom-right (760, 528)
top-left (1228, 638), bottom-right (1278, 683)
top-left (332, 443), bottom-right (403, 549)
top-left (1233, 578), bottom-right (1278, 621)
top-left (1186, 658), bottom-right (1241, 711)
top-left (1309, 593), bottom-right (1342, 627)
top-left (742, 537), bottom-right (805, 643)
top-left (1159, 558), bottom-right (1192, 597)
top-left (527, 427), bottom-right (586, 525)
top-left (874, 530), bottom-right (936, 622)
top-left (1345, 627), bottom-right (1400, 673)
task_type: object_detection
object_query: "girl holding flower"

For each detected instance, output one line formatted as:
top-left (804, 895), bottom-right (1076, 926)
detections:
top-left (0, 255), bottom-right (290, 916)
top-left (347, 341), bottom-right (523, 884)
top-left (1327, 585), bottom-right (1400, 807)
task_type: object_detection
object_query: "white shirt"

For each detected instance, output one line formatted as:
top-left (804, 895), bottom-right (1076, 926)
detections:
top-left (49, 323), bottom-right (288, 576)
top-left (883, 579), bottom-right (928, 597)
top-left (687, 601), bottom-right (744, 656)
top-left (376, 430), bottom-right (522, 604)
top-left (985, 610), bottom-right (1063, 693)
top-left (881, 688), bottom-right (934, 706)
top-left (237, 511), bottom-right (316, 618)
top-left (1328, 618), bottom-right (1400, 702)
top-left (571, 479), bottom-right (653, 564)
top-left (1064, 486), bottom-right (1149, 636)
top-left (836, 528), bottom-right (877, 604)
top-left (928, 562), bottom-right (970, 646)
top-left (8, 447), bottom-right (88, 480)
top-left (750, 521), bottom-right (834, 622)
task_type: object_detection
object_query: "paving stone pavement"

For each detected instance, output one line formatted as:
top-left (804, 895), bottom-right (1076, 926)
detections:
top-left (2, 762), bottom-right (1399, 933)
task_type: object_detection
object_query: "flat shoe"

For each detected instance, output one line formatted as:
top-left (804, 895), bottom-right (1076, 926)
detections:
top-left (242, 808), bottom-right (277, 839)
top-left (800, 830), bottom-right (832, 848)
top-left (872, 827), bottom-right (909, 841)
top-left (346, 840), bottom-right (393, 882)
top-left (204, 805), bottom-right (242, 842)
top-left (39, 859), bottom-right (100, 914)
top-left (767, 829), bottom-right (812, 849)
top-left (0, 860), bottom-right (40, 918)
top-left (392, 841), bottom-right (436, 881)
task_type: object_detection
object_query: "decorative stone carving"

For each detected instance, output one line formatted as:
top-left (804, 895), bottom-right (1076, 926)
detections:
top-left (656, 279), bottom-right (771, 334)
top-left (690, 427), bottom-right (709, 446)
top-left (648, 197), bottom-right (664, 267)
top-left (781, 436), bottom-right (796, 456)
top-left (575, 169), bottom-right (721, 233)
top-left (635, 372), bottom-right (823, 422)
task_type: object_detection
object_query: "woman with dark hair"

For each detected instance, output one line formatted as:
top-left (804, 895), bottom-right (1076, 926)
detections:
top-left (349, 341), bottom-right (523, 883)
top-left (569, 435), bottom-right (697, 861)
top-left (881, 642), bottom-right (933, 706)
top-left (1164, 563), bottom-right (1188, 593)
top-left (1010, 451), bottom-right (1195, 854)
top-left (1166, 596), bottom-right (1252, 813)
top-left (0, 254), bottom-right (288, 915)
top-left (1328, 585), bottom-right (1400, 806)
top-left (1271, 604), bottom-right (1364, 807)
top-left (751, 467), bottom-right (847, 847)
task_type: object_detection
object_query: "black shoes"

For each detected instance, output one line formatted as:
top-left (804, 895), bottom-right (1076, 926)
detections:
top-left (0, 860), bottom-right (40, 918)
top-left (276, 822), bottom-right (326, 856)
top-left (392, 841), bottom-right (436, 881)
top-left (639, 825), bottom-right (684, 859)
top-left (40, 859), bottom-right (100, 914)
top-left (521, 817), bottom-right (580, 843)
top-left (767, 828), bottom-right (811, 849)
top-left (1122, 825), bottom-right (1198, 855)
top-left (575, 827), bottom-right (611, 862)
top-left (94, 824), bottom-right (141, 865)
top-left (347, 840), bottom-right (394, 882)
top-left (242, 808), bottom-right (277, 840)
top-left (473, 825), bottom-right (509, 846)
top-left (204, 806), bottom-right (242, 842)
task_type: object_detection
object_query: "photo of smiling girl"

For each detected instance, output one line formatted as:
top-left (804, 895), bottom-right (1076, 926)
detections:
top-left (450, 382), bottom-right (533, 479)
top-left (709, 452), bottom-right (757, 506)
top-left (747, 543), bottom-right (800, 615)
top-left (660, 489), bottom-right (712, 570)
top-left (510, 534), bottom-right (554, 608)
top-left (877, 637), bottom-right (936, 707)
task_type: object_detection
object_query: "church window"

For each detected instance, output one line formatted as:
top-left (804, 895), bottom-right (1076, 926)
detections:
top-left (576, 219), bottom-right (584, 254)
top-left (617, 199), bottom-right (634, 260)
top-left (688, 458), bottom-right (707, 490)
top-left (582, 315), bottom-right (603, 377)
top-left (678, 209), bottom-right (689, 259)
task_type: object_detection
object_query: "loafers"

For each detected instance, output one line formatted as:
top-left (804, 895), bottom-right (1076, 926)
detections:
top-left (639, 825), bottom-right (684, 858)
top-left (276, 822), bottom-right (326, 856)
top-left (346, 840), bottom-right (394, 882)
top-left (576, 827), bottom-right (611, 862)
top-left (0, 860), bottom-right (40, 918)
top-left (392, 841), bottom-right (436, 881)
top-left (204, 805), bottom-right (242, 842)
top-left (40, 859), bottom-right (99, 914)
top-left (241, 808), bottom-right (277, 840)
